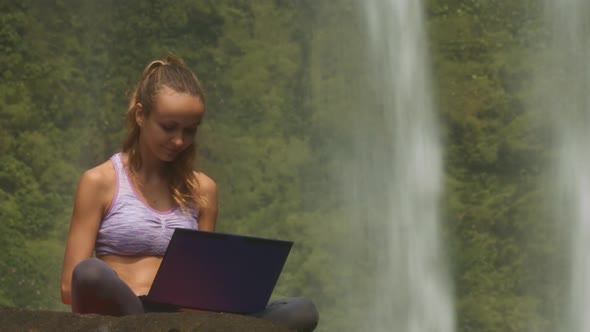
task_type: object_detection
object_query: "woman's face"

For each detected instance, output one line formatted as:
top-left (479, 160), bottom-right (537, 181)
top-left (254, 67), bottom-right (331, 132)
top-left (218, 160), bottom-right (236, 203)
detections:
top-left (137, 86), bottom-right (205, 162)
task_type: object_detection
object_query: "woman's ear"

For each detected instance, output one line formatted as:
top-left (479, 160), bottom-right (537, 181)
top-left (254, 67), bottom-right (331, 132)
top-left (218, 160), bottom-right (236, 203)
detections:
top-left (135, 103), bottom-right (144, 127)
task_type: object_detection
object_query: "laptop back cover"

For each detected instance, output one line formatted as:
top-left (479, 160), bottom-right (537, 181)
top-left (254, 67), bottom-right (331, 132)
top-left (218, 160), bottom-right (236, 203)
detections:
top-left (147, 228), bottom-right (293, 314)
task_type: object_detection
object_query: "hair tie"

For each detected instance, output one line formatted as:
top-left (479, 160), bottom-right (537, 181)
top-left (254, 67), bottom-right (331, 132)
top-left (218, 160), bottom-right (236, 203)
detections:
top-left (142, 60), bottom-right (166, 77)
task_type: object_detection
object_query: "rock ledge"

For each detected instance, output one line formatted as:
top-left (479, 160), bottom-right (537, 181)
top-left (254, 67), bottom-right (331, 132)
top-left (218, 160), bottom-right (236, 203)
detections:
top-left (0, 307), bottom-right (291, 332)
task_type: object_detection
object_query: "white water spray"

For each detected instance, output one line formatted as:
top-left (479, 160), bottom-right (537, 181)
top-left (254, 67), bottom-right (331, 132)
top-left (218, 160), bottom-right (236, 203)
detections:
top-left (542, 1), bottom-right (590, 331)
top-left (340, 0), bottom-right (456, 330)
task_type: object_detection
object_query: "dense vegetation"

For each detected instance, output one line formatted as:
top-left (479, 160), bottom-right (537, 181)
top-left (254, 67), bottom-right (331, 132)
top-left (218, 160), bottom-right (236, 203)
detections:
top-left (0, 1), bottom-right (573, 331)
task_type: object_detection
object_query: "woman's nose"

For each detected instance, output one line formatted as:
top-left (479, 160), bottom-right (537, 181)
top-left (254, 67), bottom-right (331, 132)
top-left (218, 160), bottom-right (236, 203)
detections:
top-left (171, 133), bottom-right (184, 147)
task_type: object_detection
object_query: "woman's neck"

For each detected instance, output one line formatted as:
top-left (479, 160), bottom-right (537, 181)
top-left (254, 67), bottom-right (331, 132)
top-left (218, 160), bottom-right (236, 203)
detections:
top-left (134, 144), bottom-right (169, 183)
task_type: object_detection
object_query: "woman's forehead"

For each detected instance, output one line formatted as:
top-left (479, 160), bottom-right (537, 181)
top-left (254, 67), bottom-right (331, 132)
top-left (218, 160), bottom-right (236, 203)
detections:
top-left (152, 87), bottom-right (204, 121)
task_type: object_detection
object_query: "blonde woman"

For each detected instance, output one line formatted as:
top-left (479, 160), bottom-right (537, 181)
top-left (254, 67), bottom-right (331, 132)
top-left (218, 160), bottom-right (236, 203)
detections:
top-left (60, 55), bottom-right (318, 331)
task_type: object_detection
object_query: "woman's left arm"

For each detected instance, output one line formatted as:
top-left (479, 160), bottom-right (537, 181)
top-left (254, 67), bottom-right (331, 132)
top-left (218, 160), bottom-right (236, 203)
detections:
top-left (195, 172), bottom-right (218, 232)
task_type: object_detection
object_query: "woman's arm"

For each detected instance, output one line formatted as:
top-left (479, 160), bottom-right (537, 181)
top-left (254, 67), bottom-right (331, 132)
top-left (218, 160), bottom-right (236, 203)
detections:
top-left (195, 172), bottom-right (218, 232)
top-left (60, 167), bottom-right (110, 304)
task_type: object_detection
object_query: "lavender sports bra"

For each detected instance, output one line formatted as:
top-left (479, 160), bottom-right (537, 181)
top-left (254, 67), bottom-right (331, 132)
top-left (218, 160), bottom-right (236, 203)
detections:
top-left (94, 153), bottom-right (198, 257)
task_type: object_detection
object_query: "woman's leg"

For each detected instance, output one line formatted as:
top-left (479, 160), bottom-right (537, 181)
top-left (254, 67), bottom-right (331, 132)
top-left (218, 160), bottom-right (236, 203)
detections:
top-left (251, 297), bottom-right (319, 332)
top-left (71, 258), bottom-right (144, 316)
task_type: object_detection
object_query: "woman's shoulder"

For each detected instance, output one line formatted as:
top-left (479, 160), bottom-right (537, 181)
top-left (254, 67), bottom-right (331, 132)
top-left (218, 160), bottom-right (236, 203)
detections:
top-left (78, 158), bottom-right (117, 194)
top-left (194, 171), bottom-right (217, 194)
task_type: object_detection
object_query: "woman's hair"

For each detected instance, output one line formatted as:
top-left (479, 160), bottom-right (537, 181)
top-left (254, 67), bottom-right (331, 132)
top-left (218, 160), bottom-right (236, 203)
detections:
top-left (123, 54), bottom-right (206, 210)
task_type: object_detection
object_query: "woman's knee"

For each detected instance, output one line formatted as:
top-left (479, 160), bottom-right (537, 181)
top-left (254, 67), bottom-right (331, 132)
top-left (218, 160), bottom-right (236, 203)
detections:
top-left (290, 297), bottom-right (319, 331)
top-left (72, 258), bottom-right (116, 290)
top-left (263, 297), bottom-right (319, 331)
top-left (71, 258), bottom-right (143, 315)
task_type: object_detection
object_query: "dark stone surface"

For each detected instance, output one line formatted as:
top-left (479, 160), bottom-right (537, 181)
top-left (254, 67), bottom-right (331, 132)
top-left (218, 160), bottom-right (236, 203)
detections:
top-left (0, 307), bottom-right (291, 332)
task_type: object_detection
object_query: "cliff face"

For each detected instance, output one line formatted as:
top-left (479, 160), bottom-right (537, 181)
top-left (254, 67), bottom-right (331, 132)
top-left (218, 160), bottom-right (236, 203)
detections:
top-left (0, 307), bottom-right (291, 332)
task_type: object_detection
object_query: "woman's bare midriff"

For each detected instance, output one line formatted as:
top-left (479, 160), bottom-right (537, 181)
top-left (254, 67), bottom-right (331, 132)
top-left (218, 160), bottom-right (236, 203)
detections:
top-left (99, 255), bottom-right (163, 296)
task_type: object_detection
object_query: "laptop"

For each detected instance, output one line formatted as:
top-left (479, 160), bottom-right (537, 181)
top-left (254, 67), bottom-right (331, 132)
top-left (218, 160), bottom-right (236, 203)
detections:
top-left (145, 228), bottom-right (293, 314)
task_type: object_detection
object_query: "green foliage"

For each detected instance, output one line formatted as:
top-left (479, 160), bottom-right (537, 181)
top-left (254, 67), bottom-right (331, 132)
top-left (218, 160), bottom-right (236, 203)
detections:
top-left (429, 1), bottom-right (563, 331)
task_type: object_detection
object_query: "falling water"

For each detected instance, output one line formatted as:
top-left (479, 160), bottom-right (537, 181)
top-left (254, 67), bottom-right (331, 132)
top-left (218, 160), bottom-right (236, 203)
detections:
top-left (543, 1), bottom-right (590, 331)
top-left (340, 0), bottom-right (455, 330)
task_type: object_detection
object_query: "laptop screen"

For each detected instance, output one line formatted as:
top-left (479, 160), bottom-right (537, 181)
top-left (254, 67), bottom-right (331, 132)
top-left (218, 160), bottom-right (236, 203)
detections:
top-left (148, 228), bottom-right (293, 313)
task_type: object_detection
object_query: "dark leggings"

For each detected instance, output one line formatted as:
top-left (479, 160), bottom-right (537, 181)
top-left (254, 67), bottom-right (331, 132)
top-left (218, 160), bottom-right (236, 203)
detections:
top-left (71, 258), bottom-right (319, 331)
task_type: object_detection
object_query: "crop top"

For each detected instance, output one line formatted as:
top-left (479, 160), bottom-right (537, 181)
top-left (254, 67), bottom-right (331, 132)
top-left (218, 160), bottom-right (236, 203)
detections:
top-left (94, 153), bottom-right (198, 257)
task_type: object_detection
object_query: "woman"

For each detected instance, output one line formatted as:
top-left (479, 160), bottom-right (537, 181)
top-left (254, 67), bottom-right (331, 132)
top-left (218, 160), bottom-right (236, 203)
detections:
top-left (60, 54), bottom-right (318, 331)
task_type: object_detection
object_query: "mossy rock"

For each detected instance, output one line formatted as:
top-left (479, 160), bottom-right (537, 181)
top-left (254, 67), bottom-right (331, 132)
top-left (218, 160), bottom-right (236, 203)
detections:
top-left (0, 307), bottom-right (291, 332)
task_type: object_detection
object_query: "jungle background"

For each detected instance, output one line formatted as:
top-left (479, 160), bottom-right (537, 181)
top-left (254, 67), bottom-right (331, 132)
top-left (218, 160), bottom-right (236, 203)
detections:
top-left (0, 1), bottom-right (570, 331)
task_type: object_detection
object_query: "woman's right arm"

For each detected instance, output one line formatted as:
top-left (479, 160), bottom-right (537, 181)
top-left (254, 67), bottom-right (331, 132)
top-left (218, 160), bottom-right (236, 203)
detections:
top-left (60, 168), bottom-right (109, 305)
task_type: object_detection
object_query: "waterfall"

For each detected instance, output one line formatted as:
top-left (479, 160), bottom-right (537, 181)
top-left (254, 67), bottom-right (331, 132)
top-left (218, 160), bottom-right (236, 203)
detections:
top-left (542, 1), bottom-right (590, 331)
top-left (337, 0), bottom-right (455, 330)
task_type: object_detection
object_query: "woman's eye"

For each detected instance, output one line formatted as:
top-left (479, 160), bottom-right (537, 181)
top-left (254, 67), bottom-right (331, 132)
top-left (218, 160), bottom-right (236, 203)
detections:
top-left (184, 128), bottom-right (197, 136)
top-left (160, 124), bottom-right (175, 132)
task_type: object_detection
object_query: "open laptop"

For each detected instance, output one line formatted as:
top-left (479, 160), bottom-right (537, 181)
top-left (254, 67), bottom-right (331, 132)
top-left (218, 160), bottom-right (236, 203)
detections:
top-left (145, 228), bottom-right (293, 314)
